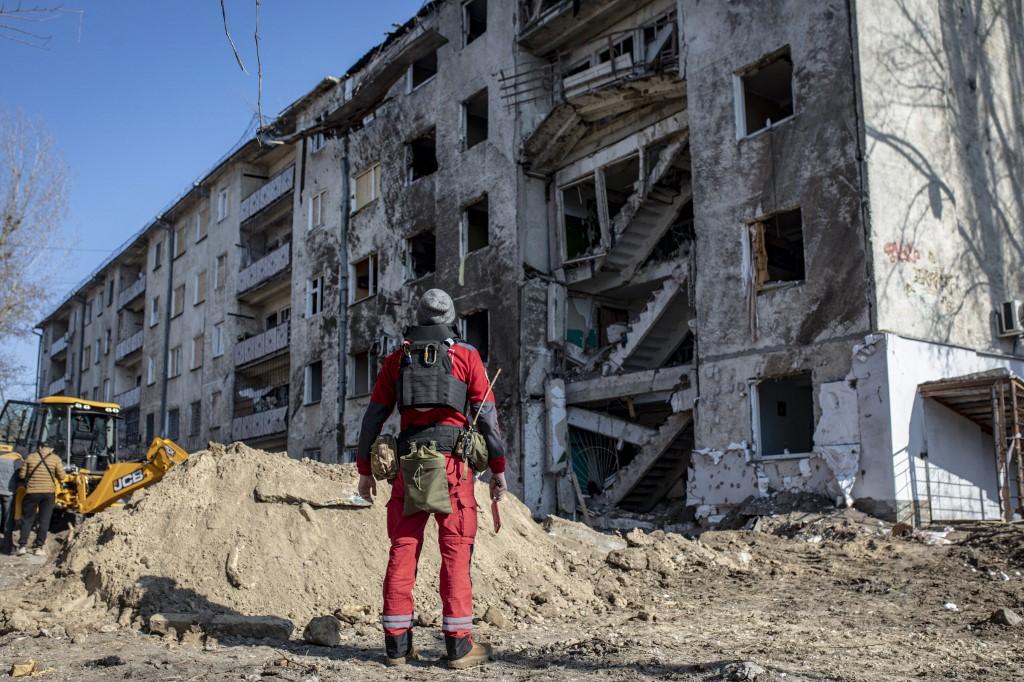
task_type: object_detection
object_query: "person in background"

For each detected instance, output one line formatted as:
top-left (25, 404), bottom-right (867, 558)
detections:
top-left (0, 450), bottom-right (22, 554)
top-left (17, 444), bottom-right (65, 556)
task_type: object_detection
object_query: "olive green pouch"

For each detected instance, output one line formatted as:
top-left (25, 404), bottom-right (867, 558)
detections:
top-left (455, 429), bottom-right (489, 474)
top-left (400, 441), bottom-right (453, 516)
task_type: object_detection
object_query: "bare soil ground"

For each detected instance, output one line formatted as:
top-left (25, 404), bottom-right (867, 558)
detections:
top-left (0, 449), bottom-right (1022, 681)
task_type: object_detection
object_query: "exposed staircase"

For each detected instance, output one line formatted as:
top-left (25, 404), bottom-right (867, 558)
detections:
top-left (603, 264), bottom-right (690, 374)
top-left (603, 411), bottom-right (693, 509)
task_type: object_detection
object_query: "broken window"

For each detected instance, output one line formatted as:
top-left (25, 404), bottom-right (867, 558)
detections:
top-left (463, 88), bottom-right (488, 149)
top-left (351, 255), bottom-right (377, 303)
top-left (463, 195), bottom-right (489, 253)
top-left (597, 306), bottom-right (630, 347)
top-left (750, 208), bottom-right (805, 289)
top-left (409, 50), bottom-right (438, 90)
top-left (351, 351), bottom-right (374, 397)
top-left (736, 46), bottom-right (794, 138)
top-left (462, 310), bottom-right (489, 363)
top-left (602, 155), bottom-right (640, 222)
top-left (597, 36), bottom-right (633, 64)
top-left (407, 129), bottom-right (438, 182)
top-left (306, 276), bottom-right (323, 316)
top-left (406, 230), bottom-right (436, 280)
top-left (304, 361), bottom-right (323, 404)
top-left (755, 373), bottom-right (814, 457)
top-left (353, 163), bottom-right (381, 211)
top-left (561, 178), bottom-right (600, 260)
top-left (463, 0), bottom-right (487, 45)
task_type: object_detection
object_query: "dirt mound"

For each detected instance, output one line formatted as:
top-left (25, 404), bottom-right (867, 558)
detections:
top-left (49, 443), bottom-right (601, 631)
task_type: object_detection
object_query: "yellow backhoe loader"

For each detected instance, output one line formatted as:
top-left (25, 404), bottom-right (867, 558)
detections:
top-left (0, 396), bottom-right (188, 517)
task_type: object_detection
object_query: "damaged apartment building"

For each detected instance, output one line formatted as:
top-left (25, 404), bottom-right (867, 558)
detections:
top-left (34, 0), bottom-right (1024, 526)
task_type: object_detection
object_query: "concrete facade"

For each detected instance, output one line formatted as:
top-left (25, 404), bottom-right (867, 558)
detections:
top-left (34, 0), bottom-right (1024, 523)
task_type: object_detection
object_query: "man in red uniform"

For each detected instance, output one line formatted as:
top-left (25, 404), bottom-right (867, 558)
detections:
top-left (356, 289), bottom-right (507, 669)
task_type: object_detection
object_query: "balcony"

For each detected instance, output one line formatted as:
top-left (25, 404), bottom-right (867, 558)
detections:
top-left (115, 330), bottom-right (144, 363)
top-left (235, 322), bottom-right (290, 368)
top-left (50, 333), bottom-right (68, 358)
top-left (240, 165), bottom-right (294, 223)
top-left (48, 376), bottom-right (66, 395)
top-left (115, 386), bottom-right (140, 409)
top-left (237, 242), bottom-right (291, 300)
top-left (117, 276), bottom-right (146, 311)
top-left (518, 0), bottom-right (647, 54)
top-left (232, 405), bottom-right (288, 442)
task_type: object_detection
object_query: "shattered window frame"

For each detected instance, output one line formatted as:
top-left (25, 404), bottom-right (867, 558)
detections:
top-left (406, 128), bottom-right (439, 184)
top-left (407, 50), bottom-right (438, 92)
top-left (461, 194), bottom-right (490, 255)
top-left (462, 88), bottom-right (489, 150)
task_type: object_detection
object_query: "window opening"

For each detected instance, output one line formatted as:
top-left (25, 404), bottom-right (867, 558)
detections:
top-left (562, 179), bottom-right (600, 260)
top-left (306, 276), bottom-right (323, 316)
top-left (462, 310), bottom-right (489, 363)
top-left (407, 230), bottom-right (436, 280)
top-left (354, 164), bottom-right (381, 210)
top-left (410, 51), bottom-right (438, 89)
top-left (463, 88), bottom-right (489, 148)
top-left (602, 155), bottom-right (640, 222)
top-left (737, 46), bottom-right (794, 137)
top-left (407, 129), bottom-right (438, 182)
top-left (756, 373), bottom-right (813, 457)
top-left (463, 195), bottom-right (489, 253)
top-left (750, 207), bottom-right (804, 289)
top-left (304, 361), bottom-right (323, 404)
top-left (352, 255), bottom-right (377, 303)
top-left (463, 0), bottom-right (487, 45)
top-left (189, 401), bottom-right (201, 437)
top-left (352, 351), bottom-right (374, 396)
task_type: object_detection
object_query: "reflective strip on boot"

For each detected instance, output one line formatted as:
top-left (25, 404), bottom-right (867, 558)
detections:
top-left (382, 614), bottom-right (415, 630)
top-left (441, 615), bottom-right (474, 632)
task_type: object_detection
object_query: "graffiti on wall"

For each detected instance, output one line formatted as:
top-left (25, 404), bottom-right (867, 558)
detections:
top-left (883, 240), bottom-right (921, 263)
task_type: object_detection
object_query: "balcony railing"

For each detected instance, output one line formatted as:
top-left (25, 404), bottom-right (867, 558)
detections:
top-left (115, 330), bottom-right (144, 362)
top-left (237, 242), bottom-right (291, 296)
top-left (234, 322), bottom-right (290, 367)
top-left (50, 333), bottom-right (68, 357)
top-left (231, 405), bottom-right (288, 441)
top-left (117, 276), bottom-right (146, 310)
top-left (114, 386), bottom-right (140, 409)
top-left (48, 376), bottom-right (66, 395)
top-left (240, 165), bottom-right (294, 223)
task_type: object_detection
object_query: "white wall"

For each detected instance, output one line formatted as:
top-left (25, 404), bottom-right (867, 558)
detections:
top-left (881, 333), bottom-right (1024, 520)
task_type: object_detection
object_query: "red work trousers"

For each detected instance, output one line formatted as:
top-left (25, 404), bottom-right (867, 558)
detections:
top-left (382, 454), bottom-right (478, 640)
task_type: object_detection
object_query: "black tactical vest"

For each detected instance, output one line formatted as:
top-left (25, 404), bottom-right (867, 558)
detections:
top-left (396, 325), bottom-right (469, 415)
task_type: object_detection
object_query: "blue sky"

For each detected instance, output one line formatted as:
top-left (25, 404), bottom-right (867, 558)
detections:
top-left (2, 0), bottom-right (425, 398)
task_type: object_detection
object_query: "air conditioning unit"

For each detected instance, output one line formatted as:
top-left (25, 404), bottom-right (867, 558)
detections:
top-left (998, 300), bottom-right (1024, 337)
top-left (371, 335), bottom-right (396, 358)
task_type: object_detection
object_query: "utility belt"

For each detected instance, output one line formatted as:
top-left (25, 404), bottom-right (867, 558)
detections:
top-left (397, 424), bottom-right (463, 455)
top-left (370, 424), bottom-right (488, 517)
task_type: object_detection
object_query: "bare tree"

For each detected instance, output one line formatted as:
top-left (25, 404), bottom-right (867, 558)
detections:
top-left (0, 110), bottom-right (68, 398)
top-left (0, 3), bottom-right (79, 49)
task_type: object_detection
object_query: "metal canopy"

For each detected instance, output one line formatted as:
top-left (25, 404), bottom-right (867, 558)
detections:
top-left (919, 369), bottom-right (1024, 521)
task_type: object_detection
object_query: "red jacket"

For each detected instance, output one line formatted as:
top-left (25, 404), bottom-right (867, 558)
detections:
top-left (355, 340), bottom-right (507, 475)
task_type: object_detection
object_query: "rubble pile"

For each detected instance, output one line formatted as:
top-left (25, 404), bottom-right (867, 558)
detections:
top-left (42, 443), bottom-right (602, 632)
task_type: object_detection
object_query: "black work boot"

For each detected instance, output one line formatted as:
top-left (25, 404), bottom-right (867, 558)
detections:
top-left (385, 630), bottom-right (418, 666)
top-left (446, 635), bottom-right (493, 669)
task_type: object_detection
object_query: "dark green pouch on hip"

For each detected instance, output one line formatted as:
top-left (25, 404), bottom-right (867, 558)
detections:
top-left (400, 441), bottom-right (453, 516)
